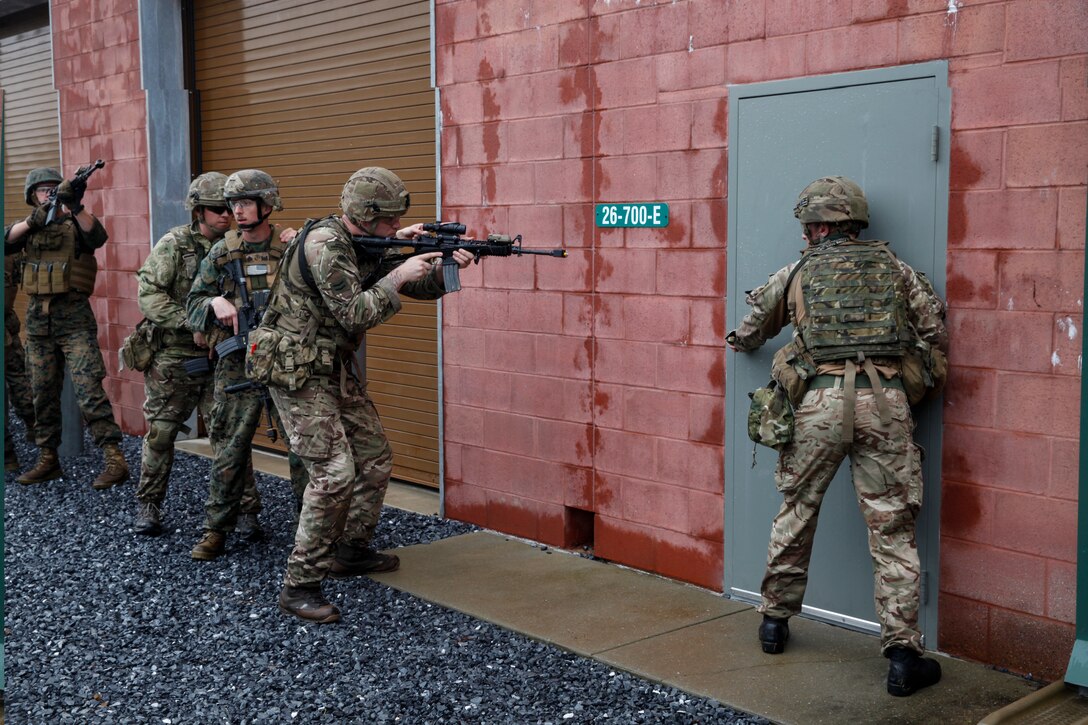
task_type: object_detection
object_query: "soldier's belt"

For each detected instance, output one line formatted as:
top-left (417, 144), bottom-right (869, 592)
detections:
top-left (808, 374), bottom-right (903, 391)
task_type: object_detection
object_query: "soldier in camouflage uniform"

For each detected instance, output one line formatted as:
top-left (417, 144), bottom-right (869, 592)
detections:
top-left (131, 172), bottom-right (262, 536)
top-left (726, 177), bottom-right (948, 697)
top-left (258, 167), bottom-right (473, 623)
top-left (185, 169), bottom-right (307, 560)
top-left (5, 250), bottom-right (36, 471)
top-left (4, 167), bottom-right (129, 489)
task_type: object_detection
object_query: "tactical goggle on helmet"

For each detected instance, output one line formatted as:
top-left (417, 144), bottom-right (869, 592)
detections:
top-left (24, 167), bottom-right (63, 206)
top-left (223, 169), bottom-right (283, 211)
top-left (185, 172), bottom-right (229, 210)
top-left (340, 167), bottom-right (411, 226)
top-left (793, 176), bottom-right (869, 229)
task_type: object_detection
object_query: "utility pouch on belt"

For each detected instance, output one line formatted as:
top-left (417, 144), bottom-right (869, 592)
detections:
top-left (901, 340), bottom-right (948, 406)
top-left (770, 340), bottom-right (817, 407)
top-left (747, 380), bottom-right (794, 450)
top-left (119, 319), bottom-right (157, 372)
top-left (245, 326), bottom-right (321, 392)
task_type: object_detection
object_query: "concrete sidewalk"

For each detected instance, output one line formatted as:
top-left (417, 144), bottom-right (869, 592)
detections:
top-left (178, 440), bottom-right (1041, 724)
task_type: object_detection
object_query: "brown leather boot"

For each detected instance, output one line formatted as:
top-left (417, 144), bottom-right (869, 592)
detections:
top-left (191, 530), bottom-right (226, 561)
top-left (278, 585), bottom-right (341, 624)
top-left (16, 447), bottom-right (63, 484)
top-left (92, 443), bottom-right (130, 490)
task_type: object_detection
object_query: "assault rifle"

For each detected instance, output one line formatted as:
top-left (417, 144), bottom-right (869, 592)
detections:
top-left (351, 222), bottom-right (567, 292)
top-left (224, 381), bottom-right (279, 443)
top-left (214, 255), bottom-right (270, 359)
top-left (45, 159), bottom-right (105, 226)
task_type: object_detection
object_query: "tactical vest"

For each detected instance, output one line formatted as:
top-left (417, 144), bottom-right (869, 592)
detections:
top-left (20, 218), bottom-right (100, 296)
top-left (212, 226), bottom-right (287, 318)
top-left (792, 239), bottom-right (911, 363)
top-left (262, 216), bottom-right (372, 367)
top-left (156, 223), bottom-right (212, 349)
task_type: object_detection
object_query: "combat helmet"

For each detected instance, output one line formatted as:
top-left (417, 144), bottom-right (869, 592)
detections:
top-left (793, 176), bottom-right (869, 229)
top-left (24, 167), bottom-right (63, 206)
top-left (223, 169), bottom-right (283, 212)
top-left (340, 167), bottom-right (411, 227)
top-left (185, 172), bottom-right (229, 210)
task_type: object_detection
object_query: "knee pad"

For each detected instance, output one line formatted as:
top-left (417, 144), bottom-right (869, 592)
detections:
top-left (146, 420), bottom-right (179, 452)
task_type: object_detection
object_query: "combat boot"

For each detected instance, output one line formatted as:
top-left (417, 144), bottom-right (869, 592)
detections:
top-left (134, 501), bottom-right (163, 537)
top-left (758, 615), bottom-right (790, 654)
top-left (278, 584), bottom-right (341, 624)
top-left (16, 447), bottom-right (63, 484)
top-left (886, 646), bottom-right (942, 697)
top-left (92, 443), bottom-right (130, 490)
top-left (236, 512), bottom-right (264, 542)
top-left (328, 542), bottom-right (400, 578)
top-left (191, 530), bottom-right (226, 561)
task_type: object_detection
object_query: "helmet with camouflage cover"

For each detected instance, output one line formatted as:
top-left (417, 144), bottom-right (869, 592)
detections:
top-left (185, 172), bottom-right (229, 210)
top-left (223, 169), bottom-right (283, 211)
top-left (340, 167), bottom-right (411, 226)
top-left (793, 176), bottom-right (869, 229)
top-left (24, 167), bottom-right (64, 206)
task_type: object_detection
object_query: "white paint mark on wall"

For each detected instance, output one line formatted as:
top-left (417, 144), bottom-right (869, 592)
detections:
top-left (1053, 351), bottom-right (1062, 367)
top-left (689, 35), bottom-right (694, 52)
top-left (1007, 297), bottom-right (1016, 310)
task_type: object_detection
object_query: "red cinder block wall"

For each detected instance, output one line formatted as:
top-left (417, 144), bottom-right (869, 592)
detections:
top-left (52, 0), bottom-right (150, 436)
top-left (436, 0), bottom-right (1087, 681)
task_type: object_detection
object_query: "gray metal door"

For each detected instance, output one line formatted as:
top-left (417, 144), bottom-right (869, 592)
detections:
top-left (725, 62), bottom-right (950, 644)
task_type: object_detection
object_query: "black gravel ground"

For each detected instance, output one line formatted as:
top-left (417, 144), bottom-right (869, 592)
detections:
top-left (4, 423), bottom-right (768, 724)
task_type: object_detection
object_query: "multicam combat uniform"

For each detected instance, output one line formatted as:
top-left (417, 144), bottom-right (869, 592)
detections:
top-left (3, 210), bottom-right (124, 457)
top-left (261, 215), bottom-right (447, 589)
top-left (4, 251), bottom-right (35, 467)
top-left (186, 226), bottom-right (306, 536)
top-left (729, 235), bottom-right (947, 655)
top-left (135, 221), bottom-right (261, 515)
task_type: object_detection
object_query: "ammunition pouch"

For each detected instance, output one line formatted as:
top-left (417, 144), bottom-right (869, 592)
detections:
top-left (747, 380), bottom-right (794, 450)
top-left (119, 319), bottom-right (159, 372)
top-left (215, 333), bottom-right (249, 359)
top-left (246, 326), bottom-right (337, 392)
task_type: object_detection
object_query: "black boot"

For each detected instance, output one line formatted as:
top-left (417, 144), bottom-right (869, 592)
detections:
top-left (886, 646), bottom-right (942, 696)
top-left (236, 512), bottom-right (264, 542)
top-left (134, 501), bottom-right (163, 537)
top-left (758, 615), bottom-right (790, 654)
top-left (278, 584), bottom-right (341, 624)
top-left (328, 542), bottom-right (400, 578)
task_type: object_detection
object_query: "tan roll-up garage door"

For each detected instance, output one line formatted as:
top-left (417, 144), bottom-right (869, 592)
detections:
top-left (191, 0), bottom-right (440, 488)
top-left (2, 5), bottom-right (61, 334)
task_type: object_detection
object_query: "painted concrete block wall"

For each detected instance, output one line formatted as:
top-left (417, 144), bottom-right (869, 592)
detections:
top-left (50, 0), bottom-right (149, 436)
top-left (436, 0), bottom-right (1087, 681)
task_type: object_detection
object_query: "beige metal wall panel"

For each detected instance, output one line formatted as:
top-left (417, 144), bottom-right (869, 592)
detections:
top-left (192, 0), bottom-right (439, 487)
top-left (1, 7), bottom-right (59, 332)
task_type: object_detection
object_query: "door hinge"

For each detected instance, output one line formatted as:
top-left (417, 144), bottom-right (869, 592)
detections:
top-left (921, 570), bottom-right (929, 605)
top-left (930, 126), bottom-right (939, 162)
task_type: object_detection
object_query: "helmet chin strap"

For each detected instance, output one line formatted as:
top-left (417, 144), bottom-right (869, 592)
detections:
top-left (237, 202), bottom-right (273, 231)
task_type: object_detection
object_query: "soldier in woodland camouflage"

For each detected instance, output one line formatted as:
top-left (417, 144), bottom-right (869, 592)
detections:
top-left (5, 251), bottom-right (36, 470)
top-left (4, 167), bottom-right (129, 489)
top-left (185, 169), bottom-right (307, 560)
top-left (726, 177), bottom-right (948, 697)
top-left (258, 167), bottom-right (474, 623)
top-left (130, 172), bottom-right (262, 536)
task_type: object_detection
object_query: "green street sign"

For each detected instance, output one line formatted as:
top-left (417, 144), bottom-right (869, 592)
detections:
top-left (595, 202), bottom-right (669, 228)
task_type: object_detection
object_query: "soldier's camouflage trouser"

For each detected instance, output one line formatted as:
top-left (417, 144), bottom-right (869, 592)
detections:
top-left (26, 328), bottom-right (122, 450)
top-left (270, 373), bottom-right (394, 589)
top-left (5, 331), bottom-right (35, 458)
top-left (203, 353), bottom-right (307, 532)
top-left (137, 353), bottom-right (259, 512)
top-left (758, 385), bottom-right (925, 655)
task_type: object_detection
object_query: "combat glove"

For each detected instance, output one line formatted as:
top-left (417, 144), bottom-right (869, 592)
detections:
top-left (56, 179), bottom-right (85, 215)
top-left (24, 205), bottom-right (48, 232)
